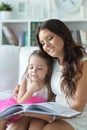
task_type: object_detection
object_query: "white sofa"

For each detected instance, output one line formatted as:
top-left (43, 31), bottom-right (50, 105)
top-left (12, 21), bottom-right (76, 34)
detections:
top-left (1, 45), bottom-right (86, 128)
top-left (0, 45), bottom-right (38, 100)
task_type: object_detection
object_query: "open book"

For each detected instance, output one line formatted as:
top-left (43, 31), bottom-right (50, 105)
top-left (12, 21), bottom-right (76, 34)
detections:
top-left (0, 102), bottom-right (81, 119)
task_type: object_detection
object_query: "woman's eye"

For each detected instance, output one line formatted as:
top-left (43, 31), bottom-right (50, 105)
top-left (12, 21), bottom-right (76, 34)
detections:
top-left (48, 36), bottom-right (53, 40)
top-left (40, 41), bottom-right (45, 46)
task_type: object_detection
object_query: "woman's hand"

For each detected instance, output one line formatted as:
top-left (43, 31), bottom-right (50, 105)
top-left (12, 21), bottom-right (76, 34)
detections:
top-left (13, 85), bottom-right (20, 100)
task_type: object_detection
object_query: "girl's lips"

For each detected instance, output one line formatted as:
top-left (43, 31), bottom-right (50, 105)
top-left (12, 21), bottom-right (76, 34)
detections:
top-left (32, 75), bottom-right (38, 77)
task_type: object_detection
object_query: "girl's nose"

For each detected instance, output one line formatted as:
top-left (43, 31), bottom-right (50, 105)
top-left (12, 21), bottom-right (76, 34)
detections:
top-left (33, 67), bottom-right (37, 72)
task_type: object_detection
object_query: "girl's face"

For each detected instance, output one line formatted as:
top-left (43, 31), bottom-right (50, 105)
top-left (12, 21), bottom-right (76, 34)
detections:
top-left (28, 55), bottom-right (48, 83)
top-left (39, 29), bottom-right (64, 59)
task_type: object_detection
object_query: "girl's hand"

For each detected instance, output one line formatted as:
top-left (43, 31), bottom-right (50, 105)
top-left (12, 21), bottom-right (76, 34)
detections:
top-left (29, 80), bottom-right (43, 94)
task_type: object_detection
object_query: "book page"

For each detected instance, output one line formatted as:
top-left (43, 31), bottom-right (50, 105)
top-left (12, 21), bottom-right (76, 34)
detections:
top-left (24, 102), bottom-right (81, 117)
top-left (0, 102), bottom-right (81, 119)
top-left (0, 104), bottom-right (23, 119)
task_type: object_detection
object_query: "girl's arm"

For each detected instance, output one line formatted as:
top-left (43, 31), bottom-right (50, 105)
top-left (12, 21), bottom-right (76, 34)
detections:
top-left (17, 79), bottom-right (42, 103)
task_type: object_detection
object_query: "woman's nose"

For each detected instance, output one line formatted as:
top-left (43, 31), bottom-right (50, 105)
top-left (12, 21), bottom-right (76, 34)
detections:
top-left (44, 42), bottom-right (50, 50)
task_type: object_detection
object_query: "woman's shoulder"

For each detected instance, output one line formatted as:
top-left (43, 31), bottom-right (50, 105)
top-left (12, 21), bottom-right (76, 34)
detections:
top-left (81, 56), bottom-right (87, 73)
top-left (82, 54), bottom-right (87, 61)
top-left (81, 55), bottom-right (87, 66)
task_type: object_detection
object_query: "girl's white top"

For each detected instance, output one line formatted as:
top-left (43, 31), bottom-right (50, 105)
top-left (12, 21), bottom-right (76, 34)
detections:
top-left (27, 79), bottom-right (48, 100)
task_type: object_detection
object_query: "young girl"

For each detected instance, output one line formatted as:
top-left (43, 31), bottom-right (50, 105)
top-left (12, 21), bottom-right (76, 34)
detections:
top-left (0, 50), bottom-right (54, 130)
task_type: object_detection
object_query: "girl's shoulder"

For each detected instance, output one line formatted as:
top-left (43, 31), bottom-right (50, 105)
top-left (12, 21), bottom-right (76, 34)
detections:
top-left (21, 77), bottom-right (27, 82)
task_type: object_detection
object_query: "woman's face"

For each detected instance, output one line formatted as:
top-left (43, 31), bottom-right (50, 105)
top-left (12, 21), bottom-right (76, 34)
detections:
top-left (39, 29), bottom-right (64, 59)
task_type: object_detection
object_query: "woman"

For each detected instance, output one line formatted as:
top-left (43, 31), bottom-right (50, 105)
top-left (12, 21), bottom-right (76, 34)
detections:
top-left (7, 19), bottom-right (87, 130)
top-left (28, 19), bottom-right (87, 130)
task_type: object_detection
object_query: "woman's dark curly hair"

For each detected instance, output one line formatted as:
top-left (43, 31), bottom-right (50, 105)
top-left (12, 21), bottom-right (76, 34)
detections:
top-left (36, 19), bottom-right (86, 98)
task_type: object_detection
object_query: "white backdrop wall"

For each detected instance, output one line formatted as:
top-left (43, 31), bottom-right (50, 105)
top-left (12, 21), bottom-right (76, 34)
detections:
top-left (0, 0), bottom-right (87, 20)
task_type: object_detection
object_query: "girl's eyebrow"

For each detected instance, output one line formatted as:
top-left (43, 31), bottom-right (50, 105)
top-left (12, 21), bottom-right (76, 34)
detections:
top-left (38, 65), bottom-right (45, 67)
top-left (29, 64), bottom-right (45, 67)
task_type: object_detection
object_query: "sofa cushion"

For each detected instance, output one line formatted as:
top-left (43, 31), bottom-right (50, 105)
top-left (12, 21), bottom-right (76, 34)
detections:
top-left (0, 45), bottom-right (20, 99)
top-left (0, 45), bottom-right (38, 100)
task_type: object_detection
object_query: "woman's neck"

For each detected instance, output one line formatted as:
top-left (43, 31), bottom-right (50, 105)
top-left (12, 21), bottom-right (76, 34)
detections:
top-left (57, 58), bottom-right (63, 66)
top-left (57, 52), bottom-right (64, 66)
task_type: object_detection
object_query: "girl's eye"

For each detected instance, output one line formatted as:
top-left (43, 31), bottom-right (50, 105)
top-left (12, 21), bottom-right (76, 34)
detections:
top-left (37, 67), bottom-right (43, 70)
top-left (29, 66), bottom-right (33, 69)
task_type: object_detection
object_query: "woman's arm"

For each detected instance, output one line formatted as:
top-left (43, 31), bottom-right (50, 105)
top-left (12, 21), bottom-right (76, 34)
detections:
top-left (23, 112), bottom-right (56, 122)
top-left (13, 84), bottom-right (20, 100)
top-left (71, 60), bottom-right (87, 112)
top-left (17, 78), bottom-right (27, 103)
top-left (23, 112), bottom-right (67, 122)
